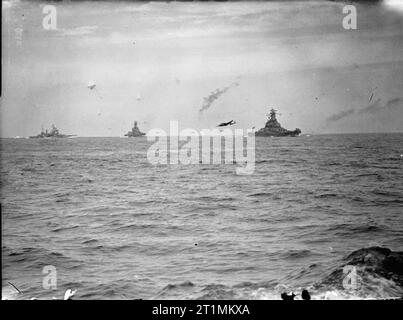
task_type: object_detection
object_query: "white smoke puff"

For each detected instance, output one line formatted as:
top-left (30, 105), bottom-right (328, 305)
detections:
top-left (64, 289), bottom-right (77, 300)
top-left (87, 81), bottom-right (96, 90)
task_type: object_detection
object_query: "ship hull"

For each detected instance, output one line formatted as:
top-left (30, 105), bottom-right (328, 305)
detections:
top-left (29, 135), bottom-right (75, 139)
top-left (255, 129), bottom-right (301, 137)
top-left (124, 133), bottom-right (146, 137)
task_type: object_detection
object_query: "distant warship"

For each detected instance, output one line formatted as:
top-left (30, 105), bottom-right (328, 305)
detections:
top-left (29, 125), bottom-right (75, 138)
top-left (124, 121), bottom-right (145, 137)
top-left (255, 108), bottom-right (301, 137)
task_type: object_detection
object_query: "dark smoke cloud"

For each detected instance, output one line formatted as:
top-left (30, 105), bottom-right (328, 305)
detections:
top-left (358, 97), bottom-right (402, 115)
top-left (326, 97), bottom-right (402, 123)
top-left (384, 97), bottom-right (403, 110)
top-left (358, 98), bottom-right (382, 115)
top-left (199, 82), bottom-right (239, 114)
top-left (326, 109), bottom-right (355, 122)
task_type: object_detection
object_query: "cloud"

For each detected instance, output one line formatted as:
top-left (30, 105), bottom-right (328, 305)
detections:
top-left (59, 26), bottom-right (98, 36)
top-left (199, 82), bottom-right (239, 114)
top-left (326, 109), bottom-right (355, 122)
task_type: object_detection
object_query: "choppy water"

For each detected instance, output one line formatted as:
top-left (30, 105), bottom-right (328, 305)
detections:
top-left (1, 134), bottom-right (403, 300)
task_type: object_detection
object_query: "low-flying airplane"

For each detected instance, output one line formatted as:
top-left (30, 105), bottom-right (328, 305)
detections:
top-left (217, 120), bottom-right (236, 127)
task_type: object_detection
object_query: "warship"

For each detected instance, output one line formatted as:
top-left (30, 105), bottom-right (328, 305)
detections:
top-left (124, 121), bottom-right (146, 137)
top-left (255, 108), bottom-right (301, 137)
top-left (29, 125), bottom-right (76, 138)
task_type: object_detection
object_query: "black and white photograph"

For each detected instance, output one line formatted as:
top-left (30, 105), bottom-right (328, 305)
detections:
top-left (1, 0), bottom-right (403, 306)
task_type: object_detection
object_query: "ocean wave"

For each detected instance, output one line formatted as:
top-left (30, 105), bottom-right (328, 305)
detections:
top-left (51, 225), bottom-right (80, 233)
top-left (325, 223), bottom-right (385, 235)
top-left (278, 249), bottom-right (317, 260)
top-left (187, 247), bottom-right (403, 300)
top-left (247, 192), bottom-right (274, 197)
top-left (2, 246), bottom-right (83, 270)
top-left (315, 247), bottom-right (403, 298)
top-left (163, 281), bottom-right (195, 291)
top-left (82, 239), bottom-right (99, 245)
top-left (2, 246), bottom-right (402, 300)
top-left (315, 193), bottom-right (340, 199)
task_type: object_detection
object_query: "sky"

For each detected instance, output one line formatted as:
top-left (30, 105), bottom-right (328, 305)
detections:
top-left (1, 0), bottom-right (403, 137)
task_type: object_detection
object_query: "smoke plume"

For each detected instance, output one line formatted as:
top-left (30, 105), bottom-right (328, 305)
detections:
top-left (199, 82), bottom-right (239, 114)
top-left (326, 108), bottom-right (355, 122)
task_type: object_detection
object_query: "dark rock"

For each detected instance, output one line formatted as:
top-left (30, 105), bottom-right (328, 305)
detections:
top-left (301, 289), bottom-right (311, 300)
top-left (281, 292), bottom-right (296, 301)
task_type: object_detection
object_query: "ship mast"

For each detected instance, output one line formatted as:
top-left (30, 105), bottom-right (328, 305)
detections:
top-left (266, 108), bottom-right (277, 121)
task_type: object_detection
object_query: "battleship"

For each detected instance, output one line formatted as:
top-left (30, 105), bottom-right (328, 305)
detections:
top-left (124, 121), bottom-right (146, 137)
top-left (29, 125), bottom-right (76, 138)
top-left (255, 108), bottom-right (301, 137)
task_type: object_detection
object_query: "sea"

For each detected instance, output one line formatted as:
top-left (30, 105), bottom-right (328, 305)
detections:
top-left (1, 133), bottom-right (402, 300)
